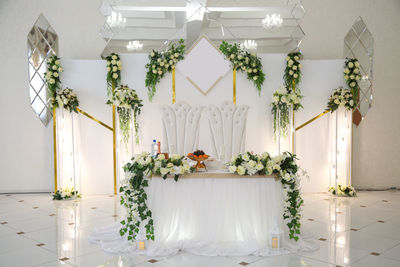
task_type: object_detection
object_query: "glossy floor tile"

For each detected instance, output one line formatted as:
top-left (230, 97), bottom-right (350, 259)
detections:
top-left (1, 191), bottom-right (400, 266)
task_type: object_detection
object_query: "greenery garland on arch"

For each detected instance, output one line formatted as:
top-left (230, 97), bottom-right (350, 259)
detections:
top-left (145, 39), bottom-right (185, 101)
top-left (219, 41), bottom-right (266, 94)
top-left (283, 52), bottom-right (302, 89)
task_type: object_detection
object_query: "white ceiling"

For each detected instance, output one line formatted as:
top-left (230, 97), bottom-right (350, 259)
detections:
top-left (99, 0), bottom-right (305, 55)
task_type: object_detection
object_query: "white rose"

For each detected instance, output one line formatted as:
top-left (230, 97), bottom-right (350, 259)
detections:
top-left (273, 164), bottom-right (281, 171)
top-left (292, 65), bottom-right (297, 70)
top-left (247, 69), bottom-right (252, 73)
top-left (117, 61), bottom-right (121, 66)
top-left (272, 96), bottom-right (279, 103)
top-left (298, 64), bottom-right (302, 68)
top-left (349, 100), bottom-right (354, 106)
top-left (158, 70), bottom-right (163, 75)
top-left (106, 61), bottom-right (110, 66)
top-left (350, 75), bottom-right (355, 79)
top-left (55, 60), bottom-right (60, 65)
top-left (112, 73), bottom-right (118, 79)
top-left (354, 68), bottom-right (359, 74)
top-left (344, 68), bottom-right (349, 74)
top-left (350, 82), bottom-right (356, 87)
top-left (293, 74), bottom-right (298, 78)
top-left (348, 62), bottom-right (354, 68)
top-left (344, 75), bottom-right (349, 80)
top-left (334, 99), bottom-right (340, 105)
top-left (294, 56), bottom-right (299, 60)
top-left (112, 55), bottom-right (117, 60)
top-left (355, 61), bottom-right (360, 67)
top-left (111, 60), bottom-right (116, 65)
top-left (288, 59), bottom-right (294, 65)
top-left (248, 160), bottom-right (256, 167)
top-left (256, 163), bottom-right (264, 171)
top-left (152, 69), bottom-right (157, 74)
top-left (356, 76), bottom-right (361, 80)
top-left (253, 69), bottom-right (257, 73)
top-left (230, 54), bottom-right (235, 59)
top-left (49, 78), bottom-right (55, 84)
top-left (228, 165), bottom-right (237, 173)
top-left (112, 66), bottom-right (118, 72)
top-left (242, 154), bottom-right (250, 161)
top-left (169, 60), bottom-right (173, 65)
top-left (52, 65), bottom-right (58, 70)
top-left (53, 72), bottom-right (59, 77)
top-left (58, 67), bottom-right (63, 72)
top-left (289, 70), bottom-right (294, 75)
top-left (237, 166), bottom-right (245, 175)
top-left (286, 56), bottom-right (290, 61)
top-left (160, 167), bottom-right (169, 176)
top-left (174, 53), bottom-right (179, 58)
top-left (253, 76), bottom-right (258, 80)
top-left (157, 58), bottom-right (161, 63)
top-left (160, 62), bottom-right (164, 66)
top-left (157, 154), bottom-right (165, 160)
top-left (238, 55), bottom-right (243, 60)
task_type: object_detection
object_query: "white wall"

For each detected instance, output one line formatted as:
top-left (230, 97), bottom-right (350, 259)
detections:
top-left (0, 0), bottom-right (399, 192)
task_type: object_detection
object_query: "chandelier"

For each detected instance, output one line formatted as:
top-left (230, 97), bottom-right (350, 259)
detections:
top-left (126, 40), bottom-right (143, 51)
top-left (241, 40), bottom-right (257, 50)
top-left (262, 13), bottom-right (283, 30)
top-left (107, 11), bottom-right (126, 29)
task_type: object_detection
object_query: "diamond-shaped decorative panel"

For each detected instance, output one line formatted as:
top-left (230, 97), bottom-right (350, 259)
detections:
top-left (176, 36), bottom-right (231, 95)
top-left (27, 14), bottom-right (58, 126)
top-left (344, 17), bottom-right (373, 118)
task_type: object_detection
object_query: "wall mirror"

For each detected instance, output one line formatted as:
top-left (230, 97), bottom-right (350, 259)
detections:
top-left (27, 14), bottom-right (58, 126)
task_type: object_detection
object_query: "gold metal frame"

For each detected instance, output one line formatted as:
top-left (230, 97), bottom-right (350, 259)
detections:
top-left (53, 109), bottom-right (57, 192)
top-left (233, 68), bottom-right (237, 104)
top-left (172, 69), bottom-right (176, 104)
top-left (295, 110), bottom-right (329, 131)
top-left (76, 108), bottom-right (112, 131)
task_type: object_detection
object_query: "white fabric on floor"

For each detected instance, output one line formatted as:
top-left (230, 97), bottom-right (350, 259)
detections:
top-left (89, 176), bottom-right (318, 256)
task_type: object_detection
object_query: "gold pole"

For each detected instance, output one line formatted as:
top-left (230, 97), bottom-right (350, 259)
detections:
top-left (291, 80), bottom-right (295, 153)
top-left (233, 67), bottom-right (236, 104)
top-left (76, 108), bottom-right (112, 131)
top-left (112, 83), bottom-right (117, 195)
top-left (53, 108), bottom-right (58, 193)
top-left (295, 110), bottom-right (329, 131)
top-left (172, 68), bottom-right (176, 104)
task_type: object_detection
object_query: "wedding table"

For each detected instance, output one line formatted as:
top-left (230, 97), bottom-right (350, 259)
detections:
top-left (89, 170), bottom-right (317, 256)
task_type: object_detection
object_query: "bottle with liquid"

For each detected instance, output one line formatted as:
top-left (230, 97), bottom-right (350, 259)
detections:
top-left (151, 140), bottom-right (157, 157)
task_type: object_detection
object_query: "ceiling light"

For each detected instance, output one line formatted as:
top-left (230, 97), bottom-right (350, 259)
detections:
top-left (126, 40), bottom-right (143, 51)
top-left (107, 11), bottom-right (126, 29)
top-left (262, 13), bottom-right (283, 30)
top-left (241, 40), bottom-right (257, 50)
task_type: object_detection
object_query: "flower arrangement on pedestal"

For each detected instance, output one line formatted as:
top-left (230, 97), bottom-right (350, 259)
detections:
top-left (227, 152), bottom-right (304, 241)
top-left (107, 85), bottom-right (143, 145)
top-left (271, 86), bottom-right (303, 138)
top-left (326, 87), bottom-right (356, 112)
top-left (344, 58), bottom-right (361, 101)
top-left (145, 39), bottom-right (185, 101)
top-left (53, 187), bottom-right (81, 200)
top-left (219, 41), bottom-right (266, 94)
top-left (329, 184), bottom-right (356, 197)
top-left (119, 153), bottom-right (194, 242)
top-left (106, 53), bottom-right (122, 95)
top-left (51, 88), bottom-right (79, 113)
top-left (44, 55), bottom-right (63, 102)
top-left (283, 52), bottom-right (302, 88)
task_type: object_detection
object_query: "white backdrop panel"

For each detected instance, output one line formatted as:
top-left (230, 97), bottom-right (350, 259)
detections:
top-left (61, 55), bottom-right (345, 194)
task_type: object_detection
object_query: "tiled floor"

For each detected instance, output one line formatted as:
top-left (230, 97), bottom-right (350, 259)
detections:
top-left (1, 191), bottom-right (400, 266)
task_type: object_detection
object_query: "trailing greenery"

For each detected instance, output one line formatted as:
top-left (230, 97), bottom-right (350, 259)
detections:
top-left (343, 58), bottom-right (361, 102)
top-left (53, 187), bottom-right (80, 200)
top-left (145, 39), bottom-right (185, 101)
top-left (326, 87), bottom-right (356, 113)
top-left (283, 52), bottom-right (302, 89)
top-left (52, 88), bottom-right (79, 113)
top-left (106, 53), bottom-right (122, 96)
top-left (44, 55), bottom-right (63, 108)
top-left (219, 41), bottom-right (266, 94)
top-left (329, 184), bottom-right (356, 197)
top-left (107, 85), bottom-right (143, 145)
top-left (271, 85), bottom-right (303, 138)
top-left (119, 153), bottom-right (194, 243)
top-left (227, 152), bottom-right (304, 241)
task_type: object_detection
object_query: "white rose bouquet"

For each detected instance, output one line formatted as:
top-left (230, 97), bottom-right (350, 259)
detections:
top-left (284, 52), bottom-right (302, 88)
top-left (271, 85), bottom-right (303, 138)
top-left (145, 39), bottom-right (185, 101)
top-left (219, 41), bottom-right (266, 94)
top-left (44, 55), bottom-right (63, 105)
top-left (344, 58), bottom-right (362, 101)
top-left (228, 152), bottom-right (269, 176)
top-left (329, 184), bottom-right (356, 197)
top-left (107, 85), bottom-right (143, 145)
top-left (106, 53), bottom-right (122, 96)
top-left (51, 88), bottom-right (79, 113)
top-left (153, 153), bottom-right (194, 181)
top-left (53, 187), bottom-right (80, 200)
top-left (326, 87), bottom-right (355, 112)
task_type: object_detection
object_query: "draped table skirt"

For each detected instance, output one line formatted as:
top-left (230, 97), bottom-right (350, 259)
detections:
top-left (89, 172), bottom-right (318, 256)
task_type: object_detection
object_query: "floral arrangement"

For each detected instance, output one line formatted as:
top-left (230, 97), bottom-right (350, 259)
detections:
top-left (271, 85), bottom-right (303, 138)
top-left (283, 52), bottom-right (302, 88)
top-left (52, 187), bottom-right (81, 200)
top-left (51, 88), bottom-right (79, 113)
top-left (106, 53), bottom-right (122, 95)
top-left (44, 55), bottom-right (63, 104)
top-left (227, 152), bottom-right (303, 241)
top-left (107, 85), bottom-right (143, 145)
top-left (344, 58), bottom-right (361, 100)
top-left (329, 184), bottom-right (356, 197)
top-left (145, 39), bottom-right (185, 101)
top-left (119, 152), bottom-right (194, 242)
top-left (219, 41), bottom-right (266, 94)
top-left (326, 87), bottom-right (355, 112)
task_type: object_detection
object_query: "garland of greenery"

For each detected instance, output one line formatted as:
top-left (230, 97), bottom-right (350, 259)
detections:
top-left (107, 85), bottom-right (143, 145)
top-left (119, 153), bottom-right (194, 242)
top-left (53, 187), bottom-right (81, 200)
top-left (219, 41), bottom-right (265, 94)
top-left (106, 53), bottom-right (122, 96)
top-left (227, 152), bottom-right (303, 241)
top-left (271, 86), bottom-right (303, 138)
top-left (145, 39), bottom-right (185, 101)
top-left (52, 88), bottom-right (79, 113)
top-left (283, 52), bottom-right (302, 89)
top-left (326, 87), bottom-right (356, 113)
top-left (344, 58), bottom-right (361, 102)
top-left (44, 55), bottom-right (63, 108)
top-left (329, 184), bottom-right (356, 197)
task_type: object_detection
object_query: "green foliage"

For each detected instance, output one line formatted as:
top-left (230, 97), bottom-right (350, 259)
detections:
top-left (44, 55), bottom-right (63, 109)
top-left (52, 88), bottom-right (79, 113)
top-left (106, 53), bottom-right (122, 96)
top-left (52, 188), bottom-right (81, 200)
top-left (145, 39), bottom-right (185, 101)
top-left (219, 41), bottom-right (266, 94)
top-left (343, 58), bottom-right (362, 103)
top-left (326, 87), bottom-right (356, 113)
top-left (329, 184), bottom-right (356, 197)
top-left (283, 52), bottom-right (302, 91)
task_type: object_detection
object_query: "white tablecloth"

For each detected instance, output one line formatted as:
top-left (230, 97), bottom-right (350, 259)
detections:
top-left (89, 173), bottom-right (318, 256)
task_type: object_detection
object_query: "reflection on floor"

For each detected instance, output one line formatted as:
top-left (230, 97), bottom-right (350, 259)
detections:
top-left (1, 191), bottom-right (400, 266)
